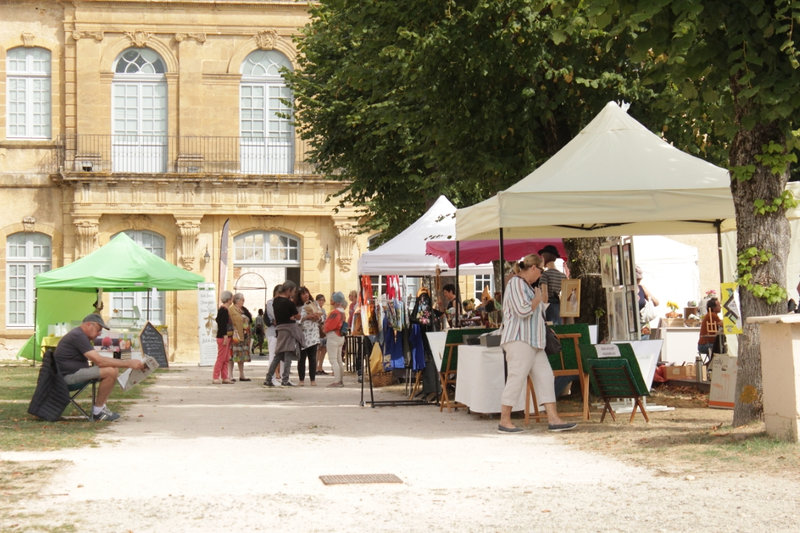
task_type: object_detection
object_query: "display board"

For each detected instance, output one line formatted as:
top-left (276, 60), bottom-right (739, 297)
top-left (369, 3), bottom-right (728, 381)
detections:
top-left (601, 237), bottom-right (640, 341)
top-left (140, 321), bottom-right (168, 368)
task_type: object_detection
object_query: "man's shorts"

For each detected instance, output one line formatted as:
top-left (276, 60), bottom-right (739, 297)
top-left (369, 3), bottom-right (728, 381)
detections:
top-left (63, 366), bottom-right (101, 385)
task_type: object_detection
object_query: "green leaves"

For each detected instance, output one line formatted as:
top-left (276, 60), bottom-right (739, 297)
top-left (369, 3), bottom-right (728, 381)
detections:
top-left (286, 0), bottom-right (667, 238)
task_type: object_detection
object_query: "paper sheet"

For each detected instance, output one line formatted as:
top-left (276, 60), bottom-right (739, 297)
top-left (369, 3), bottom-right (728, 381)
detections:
top-left (117, 354), bottom-right (159, 391)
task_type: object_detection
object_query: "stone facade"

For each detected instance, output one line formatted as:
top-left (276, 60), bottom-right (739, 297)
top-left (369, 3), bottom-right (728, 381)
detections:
top-left (0, 1), bottom-right (368, 361)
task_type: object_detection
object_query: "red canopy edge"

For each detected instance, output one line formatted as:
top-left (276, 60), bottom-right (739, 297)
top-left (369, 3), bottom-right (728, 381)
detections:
top-left (425, 239), bottom-right (566, 268)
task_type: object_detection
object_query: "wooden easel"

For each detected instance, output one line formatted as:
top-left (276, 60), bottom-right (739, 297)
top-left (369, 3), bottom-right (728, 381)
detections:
top-left (524, 332), bottom-right (589, 423)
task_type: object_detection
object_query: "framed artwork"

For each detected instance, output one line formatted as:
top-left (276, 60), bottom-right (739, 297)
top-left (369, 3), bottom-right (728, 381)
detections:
top-left (610, 244), bottom-right (623, 287)
top-left (627, 287), bottom-right (640, 335)
top-left (621, 241), bottom-right (635, 287)
top-left (560, 279), bottom-right (581, 318)
top-left (611, 288), bottom-right (628, 341)
top-left (600, 246), bottom-right (614, 288)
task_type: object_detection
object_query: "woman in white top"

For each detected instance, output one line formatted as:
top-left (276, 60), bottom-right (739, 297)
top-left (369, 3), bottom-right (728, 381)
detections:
top-left (498, 253), bottom-right (576, 433)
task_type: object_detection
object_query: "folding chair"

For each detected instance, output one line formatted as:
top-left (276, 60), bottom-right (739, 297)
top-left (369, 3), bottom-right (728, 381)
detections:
top-left (51, 349), bottom-right (99, 422)
top-left (29, 349), bottom-right (97, 422)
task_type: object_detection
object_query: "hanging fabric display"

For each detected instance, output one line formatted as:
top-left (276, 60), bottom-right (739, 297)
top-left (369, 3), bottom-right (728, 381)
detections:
top-left (409, 323), bottom-right (426, 371)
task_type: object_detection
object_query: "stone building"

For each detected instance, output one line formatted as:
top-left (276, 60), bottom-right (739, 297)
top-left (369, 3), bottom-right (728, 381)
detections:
top-left (0, 0), bottom-right (367, 361)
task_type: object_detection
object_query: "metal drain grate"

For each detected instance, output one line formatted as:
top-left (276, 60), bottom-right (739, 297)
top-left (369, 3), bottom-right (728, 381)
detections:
top-left (319, 473), bottom-right (403, 485)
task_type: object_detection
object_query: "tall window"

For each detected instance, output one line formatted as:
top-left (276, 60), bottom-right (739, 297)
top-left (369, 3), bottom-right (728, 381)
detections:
top-left (112, 48), bottom-right (167, 172)
top-left (233, 231), bottom-right (300, 310)
top-left (6, 233), bottom-right (51, 327)
top-left (474, 274), bottom-right (493, 300)
top-left (110, 231), bottom-right (165, 324)
top-left (6, 47), bottom-right (51, 139)
top-left (240, 50), bottom-right (294, 173)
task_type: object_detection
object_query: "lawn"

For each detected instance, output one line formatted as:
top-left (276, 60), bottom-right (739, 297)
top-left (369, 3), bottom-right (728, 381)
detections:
top-left (0, 362), bottom-right (153, 451)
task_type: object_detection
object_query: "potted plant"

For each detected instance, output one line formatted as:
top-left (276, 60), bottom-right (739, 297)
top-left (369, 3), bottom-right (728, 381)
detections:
top-left (666, 301), bottom-right (680, 318)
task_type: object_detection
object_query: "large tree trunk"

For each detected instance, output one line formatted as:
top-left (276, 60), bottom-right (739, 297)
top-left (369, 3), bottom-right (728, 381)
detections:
top-left (729, 122), bottom-right (791, 426)
top-left (563, 237), bottom-right (608, 341)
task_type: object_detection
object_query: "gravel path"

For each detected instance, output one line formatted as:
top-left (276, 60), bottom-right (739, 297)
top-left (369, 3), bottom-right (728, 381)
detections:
top-left (2, 362), bottom-right (799, 532)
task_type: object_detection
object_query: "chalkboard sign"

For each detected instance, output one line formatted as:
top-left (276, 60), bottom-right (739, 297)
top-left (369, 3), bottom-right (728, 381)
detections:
top-left (140, 322), bottom-right (168, 368)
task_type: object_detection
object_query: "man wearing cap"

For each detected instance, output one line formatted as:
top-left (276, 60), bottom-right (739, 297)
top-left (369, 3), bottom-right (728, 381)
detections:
top-left (53, 314), bottom-right (146, 421)
top-left (538, 245), bottom-right (566, 325)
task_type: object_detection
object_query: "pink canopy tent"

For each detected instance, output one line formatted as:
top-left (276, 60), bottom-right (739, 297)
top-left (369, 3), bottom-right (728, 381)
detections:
top-left (425, 238), bottom-right (566, 268)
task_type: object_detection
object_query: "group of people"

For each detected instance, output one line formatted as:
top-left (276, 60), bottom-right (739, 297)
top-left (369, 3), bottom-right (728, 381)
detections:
top-left (212, 282), bottom-right (361, 389)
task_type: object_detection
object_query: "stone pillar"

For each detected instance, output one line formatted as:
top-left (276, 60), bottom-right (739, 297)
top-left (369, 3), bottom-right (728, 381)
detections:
top-left (175, 217), bottom-right (201, 271)
top-left (74, 218), bottom-right (99, 258)
top-left (747, 314), bottom-right (800, 442)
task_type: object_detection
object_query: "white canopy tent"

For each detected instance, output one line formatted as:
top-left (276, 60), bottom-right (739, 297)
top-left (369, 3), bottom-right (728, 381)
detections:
top-left (358, 195), bottom-right (492, 276)
top-left (456, 101), bottom-right (735, 241)
top-left (722, 181), bottom-right (800, 300)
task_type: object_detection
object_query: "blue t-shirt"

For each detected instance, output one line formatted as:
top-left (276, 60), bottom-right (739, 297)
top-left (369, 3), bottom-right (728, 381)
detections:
top-left (53, 326), bottom-right (94, 375)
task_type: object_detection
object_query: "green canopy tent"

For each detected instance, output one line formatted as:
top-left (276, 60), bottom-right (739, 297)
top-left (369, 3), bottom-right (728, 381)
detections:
top-left (20, 232), bottom-right (205, 362)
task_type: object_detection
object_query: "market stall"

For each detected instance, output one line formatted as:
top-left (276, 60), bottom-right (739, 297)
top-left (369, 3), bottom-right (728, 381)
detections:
top-left (358, 195), bottom-right (492, 277)
top-left (30, 232), bottom-right (205, 363)
top-left (453, 102), bottom-right (735, 413)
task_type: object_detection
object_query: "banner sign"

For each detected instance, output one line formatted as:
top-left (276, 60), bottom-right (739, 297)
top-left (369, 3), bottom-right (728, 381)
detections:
top-left (197, 282), bottom-right (218, 366)
top-left (720, 282), bottom-right (742, 335)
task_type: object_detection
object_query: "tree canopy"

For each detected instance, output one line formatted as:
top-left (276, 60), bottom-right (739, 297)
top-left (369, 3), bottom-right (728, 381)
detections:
top-left (285, 0), bottom-right (669, 242)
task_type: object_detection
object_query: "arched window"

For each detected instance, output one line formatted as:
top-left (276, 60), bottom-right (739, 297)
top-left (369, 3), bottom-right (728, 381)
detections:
top-left (240, 50), bottom-right (294, 173)
top-left (109, 230), bottom-right (165, 324)
top-left (235, 231), bottom-right (299, 263)
top-left (112, 48), bottom-right (167, 172)
top-left (6, 47), bottom-right (51, 139)
top-left (6, 232), bottom-right (51, 327)
top-left (233, 231), bottom-right (300, 305)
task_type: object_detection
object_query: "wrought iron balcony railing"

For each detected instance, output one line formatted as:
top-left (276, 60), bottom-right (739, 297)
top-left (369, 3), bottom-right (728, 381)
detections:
top-left (56, 134), bottom-right (316, 175)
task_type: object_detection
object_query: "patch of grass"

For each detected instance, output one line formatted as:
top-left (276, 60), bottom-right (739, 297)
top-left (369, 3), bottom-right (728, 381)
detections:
top-left (552, 385), bottom-right (800, 477)
top-left (0, 362), bottom-right (159, 451)
top-left (0, 459), bottom-right (80, 532)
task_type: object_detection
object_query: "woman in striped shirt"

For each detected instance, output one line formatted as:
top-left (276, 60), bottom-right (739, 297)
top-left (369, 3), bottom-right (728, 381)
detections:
top-left (498, 254), bottom-right (577, 433)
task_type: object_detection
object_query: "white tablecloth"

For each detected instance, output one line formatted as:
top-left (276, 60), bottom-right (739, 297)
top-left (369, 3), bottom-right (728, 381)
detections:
top-left (455, 345), bottom-right (527, 414)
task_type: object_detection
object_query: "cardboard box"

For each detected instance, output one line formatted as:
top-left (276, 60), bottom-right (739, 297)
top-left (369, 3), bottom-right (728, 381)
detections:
top-left (709, 354), bottom-right (738, 409)
top-left (664, 363), bottom-right (707, 381)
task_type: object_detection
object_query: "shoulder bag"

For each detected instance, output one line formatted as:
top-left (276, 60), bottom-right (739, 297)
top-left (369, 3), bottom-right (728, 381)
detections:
top-left (545, 326), bottom-right (561, 355)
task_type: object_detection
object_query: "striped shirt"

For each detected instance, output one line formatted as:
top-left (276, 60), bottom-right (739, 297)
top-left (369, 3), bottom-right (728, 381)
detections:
top-left (500, 275), bottom-right (546, 349)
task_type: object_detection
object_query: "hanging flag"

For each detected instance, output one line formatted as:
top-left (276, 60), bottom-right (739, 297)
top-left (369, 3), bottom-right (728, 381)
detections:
top-left (218, 218), bottom-right (230, 294)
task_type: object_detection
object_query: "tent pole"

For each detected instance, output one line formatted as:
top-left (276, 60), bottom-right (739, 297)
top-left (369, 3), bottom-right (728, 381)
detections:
top-left (715, 219), bottom-right (724, 283)
top-left (455, 241), bottom-right (460, 327)
top-left (33, 289), bottom-right (38, 367)
top-left (499, 228), bottom-right (506, 300)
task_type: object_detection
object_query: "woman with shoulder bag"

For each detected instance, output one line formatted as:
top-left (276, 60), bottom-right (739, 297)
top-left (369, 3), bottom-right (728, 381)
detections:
top-left (498, 253), bottom-right (576, 434)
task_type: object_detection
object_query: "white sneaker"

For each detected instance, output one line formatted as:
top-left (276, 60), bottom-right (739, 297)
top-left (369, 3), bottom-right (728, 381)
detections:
top-left (271, 378), bottom-right (281, 387)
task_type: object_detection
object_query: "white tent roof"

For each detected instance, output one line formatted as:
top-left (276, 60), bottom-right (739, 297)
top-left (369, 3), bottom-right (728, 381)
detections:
top-left (357, 195), bottom-right (493, 276)
top-left (456, 101), bottom-right (735, 240)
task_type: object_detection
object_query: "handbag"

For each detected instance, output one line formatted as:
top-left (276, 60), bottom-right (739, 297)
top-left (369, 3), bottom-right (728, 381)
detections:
top-left (545, 327), bottom-right (562, 355)
top-left (640, 298), bottom-right (656, 324)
